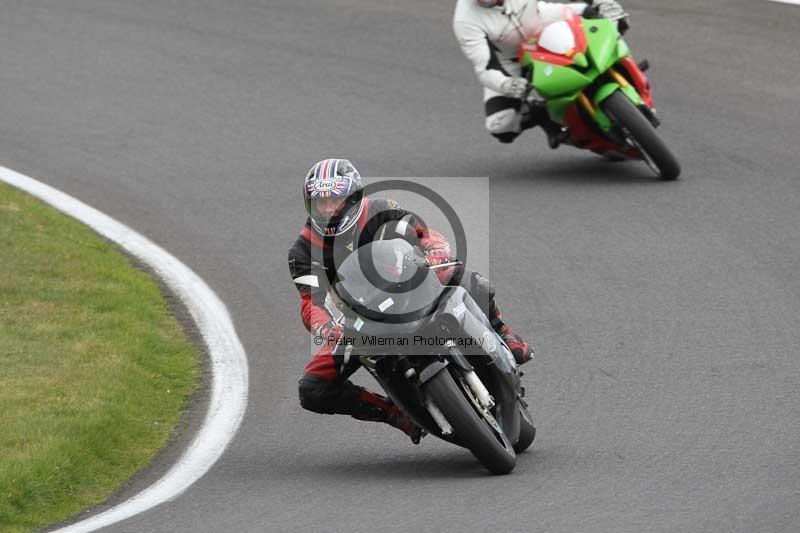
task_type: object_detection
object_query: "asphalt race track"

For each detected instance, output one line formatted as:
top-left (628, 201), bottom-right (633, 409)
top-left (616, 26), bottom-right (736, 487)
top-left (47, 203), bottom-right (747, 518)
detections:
top-left (2, 0), bottom-right (799, 531)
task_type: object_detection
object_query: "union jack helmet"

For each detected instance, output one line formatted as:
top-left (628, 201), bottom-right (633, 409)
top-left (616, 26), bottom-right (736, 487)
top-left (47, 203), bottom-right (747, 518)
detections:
top-left (303, 158), bottom-right (364, 236)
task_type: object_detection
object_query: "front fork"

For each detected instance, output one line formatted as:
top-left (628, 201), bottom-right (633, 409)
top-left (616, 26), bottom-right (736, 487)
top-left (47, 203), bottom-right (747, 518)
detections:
top-left (592, 61), bottom-right (660, 126)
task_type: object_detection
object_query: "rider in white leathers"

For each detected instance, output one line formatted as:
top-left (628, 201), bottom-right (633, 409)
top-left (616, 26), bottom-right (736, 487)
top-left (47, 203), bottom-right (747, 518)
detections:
top-left (453, 0), bottom-right (627, 145)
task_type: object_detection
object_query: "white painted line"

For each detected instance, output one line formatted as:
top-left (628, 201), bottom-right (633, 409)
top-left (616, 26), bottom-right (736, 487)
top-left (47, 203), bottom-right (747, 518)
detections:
top-left (0, 167), bottom-right (249, 532)
top-left (768, 0), bottom-right (800, 5)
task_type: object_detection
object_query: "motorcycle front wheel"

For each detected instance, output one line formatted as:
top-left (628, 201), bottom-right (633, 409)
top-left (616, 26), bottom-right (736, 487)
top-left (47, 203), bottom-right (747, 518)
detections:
top-left (423, 369), bottom-right (516, 475)
top-left (514, 402), bottom-right (536, 453)
top-left (602, 90), bottom-right (681, 180)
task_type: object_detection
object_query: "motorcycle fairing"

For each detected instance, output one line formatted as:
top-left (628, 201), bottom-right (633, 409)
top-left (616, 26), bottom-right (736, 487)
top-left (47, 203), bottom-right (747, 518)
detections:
top-left (434, 287), bottom-right (521, 444)
top-left (329, 240), bottom-right (530, 453)
top-left (518, 10), bottom-right (588, 67)
top-left (519, 12), bottom-right (657, 155)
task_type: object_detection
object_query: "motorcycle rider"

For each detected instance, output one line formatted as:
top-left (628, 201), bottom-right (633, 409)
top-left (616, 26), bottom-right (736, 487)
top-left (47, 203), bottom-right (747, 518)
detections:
top-left (289, 158), bottom-right (534, 443)
top-left (453, 0), bottom-right (627, 145)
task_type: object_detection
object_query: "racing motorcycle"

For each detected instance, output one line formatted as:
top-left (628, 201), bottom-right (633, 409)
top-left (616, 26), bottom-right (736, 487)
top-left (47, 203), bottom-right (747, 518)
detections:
top-left (519, 8), bottom-right (681, 179)
top-left (329, 239), bottom-right (535, 475)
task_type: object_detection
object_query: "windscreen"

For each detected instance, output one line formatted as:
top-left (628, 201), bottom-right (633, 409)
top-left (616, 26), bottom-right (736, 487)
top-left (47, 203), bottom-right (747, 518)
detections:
top-left (537, 20), bottom-right (576, 55)
top-left (333, 239), bottom-right (443, 322)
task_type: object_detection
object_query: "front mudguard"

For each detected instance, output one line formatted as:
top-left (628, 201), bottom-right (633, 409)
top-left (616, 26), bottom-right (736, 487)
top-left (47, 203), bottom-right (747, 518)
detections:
top-left (418, 359), bottom-right (449, 384)
top-left (417, 345), bottom-right (522, 448)
top-left (591, 82), bottom-right (644, 131)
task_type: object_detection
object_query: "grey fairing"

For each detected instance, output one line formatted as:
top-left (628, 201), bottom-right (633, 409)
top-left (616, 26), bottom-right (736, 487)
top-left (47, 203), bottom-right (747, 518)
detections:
top-left (439, 286), bottom-right (515, 373)
top-left (438, 287), bottom-right (521, 444)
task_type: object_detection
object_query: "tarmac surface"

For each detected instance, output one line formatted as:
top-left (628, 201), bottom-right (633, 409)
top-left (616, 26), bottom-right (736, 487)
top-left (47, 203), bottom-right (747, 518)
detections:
top-left (2, 0), bottom-right (799, 531)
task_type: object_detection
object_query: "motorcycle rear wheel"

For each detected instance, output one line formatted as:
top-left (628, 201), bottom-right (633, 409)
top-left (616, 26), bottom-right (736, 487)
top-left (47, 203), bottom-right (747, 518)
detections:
top-left (424, 369), bottom-right (516, 475)
top-left (602, 91), bottom-right (681, 180)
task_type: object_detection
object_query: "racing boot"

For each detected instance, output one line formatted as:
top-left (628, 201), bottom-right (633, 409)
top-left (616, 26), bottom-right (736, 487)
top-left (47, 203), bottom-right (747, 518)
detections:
top-left (468, 272), bottom-right (535, 366)
top-left (352, 389), bottom-right (426, 444)
top-left (498, 324), bottom-right (535, 366)
top-left (488, 303), bottom-right (534, 366)
top-left (522, 100), bottom-right (569, 149)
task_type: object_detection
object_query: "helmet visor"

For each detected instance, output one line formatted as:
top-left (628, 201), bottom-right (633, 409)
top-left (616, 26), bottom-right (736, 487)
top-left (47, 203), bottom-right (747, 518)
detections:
top-left (309, 190), bottom-right (363, 235)
top-left (310, 197), bottom-right (347, 226)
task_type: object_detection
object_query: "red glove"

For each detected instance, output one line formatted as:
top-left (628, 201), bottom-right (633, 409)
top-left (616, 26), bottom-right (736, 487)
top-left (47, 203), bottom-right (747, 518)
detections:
top-left (425, 243), bottom-right (456, 284)
top-left (316, 320), bottom-right (344, 347)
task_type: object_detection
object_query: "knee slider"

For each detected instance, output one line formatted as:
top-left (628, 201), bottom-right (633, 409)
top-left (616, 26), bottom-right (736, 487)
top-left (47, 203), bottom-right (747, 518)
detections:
top-left (485, 108), bottom-right (521, 135)
top-left (298, 375), bottom-right (338, 414)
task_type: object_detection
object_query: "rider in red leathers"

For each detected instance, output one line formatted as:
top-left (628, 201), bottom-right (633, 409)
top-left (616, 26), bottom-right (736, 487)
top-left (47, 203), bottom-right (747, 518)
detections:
top-left (289, 159), bottom-right (533, 443)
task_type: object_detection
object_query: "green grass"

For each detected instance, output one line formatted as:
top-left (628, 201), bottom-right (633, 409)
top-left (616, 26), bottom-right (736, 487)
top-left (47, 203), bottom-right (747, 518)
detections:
top-left (0, 183), bottom-right (199, 532)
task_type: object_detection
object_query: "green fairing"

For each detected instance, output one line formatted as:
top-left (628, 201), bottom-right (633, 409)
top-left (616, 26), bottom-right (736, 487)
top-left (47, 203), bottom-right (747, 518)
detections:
top-left (584, 19), bottom-right (622, 73)
top-left (595, 83), bottom-right (642, 107)
top-left (546, 97), bottom-right (575, 123)
top-left (573, 52), bottom-right (588, 68)
top-left (593, 108), bottom-right (612, 130)
top-left (516, 17), bottom-right (678, 178)
top-left (520, 16), bottom-right (639, 130)
top-left (620, 85), bottom-right (643, 105)
top-left (616, 38), bottom-right (630, 59)
top-left (585, 83), bottom-right (619, 131)
top-left (532, 61), bottom-right (591, 99)
top-left (593, 82), bottom-right (621, 108)
top-left (591, 84), bottom-right (642, 131)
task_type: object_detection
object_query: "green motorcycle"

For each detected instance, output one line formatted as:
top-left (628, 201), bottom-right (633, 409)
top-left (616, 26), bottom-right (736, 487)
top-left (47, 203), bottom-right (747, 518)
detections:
top-left (519, 9), bottom-right (681, 180)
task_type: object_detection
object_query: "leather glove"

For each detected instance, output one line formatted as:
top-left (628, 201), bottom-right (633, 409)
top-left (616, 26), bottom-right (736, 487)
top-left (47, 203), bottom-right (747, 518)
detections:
top-left (499, 76), bottom-right (530, 100)
top-left (316, 320), bottom-right (343, 345)
top-left (424, 244), bottom-right (456, 284)
top-left (424, 243), bottom-right (450, 266)
top-left (584, 0), bottom-right (627, 21)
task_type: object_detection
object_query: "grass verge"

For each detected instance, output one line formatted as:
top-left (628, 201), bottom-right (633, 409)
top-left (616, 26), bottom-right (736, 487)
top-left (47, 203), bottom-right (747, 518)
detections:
top-left (0, 182), bottom-right (199, 532)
